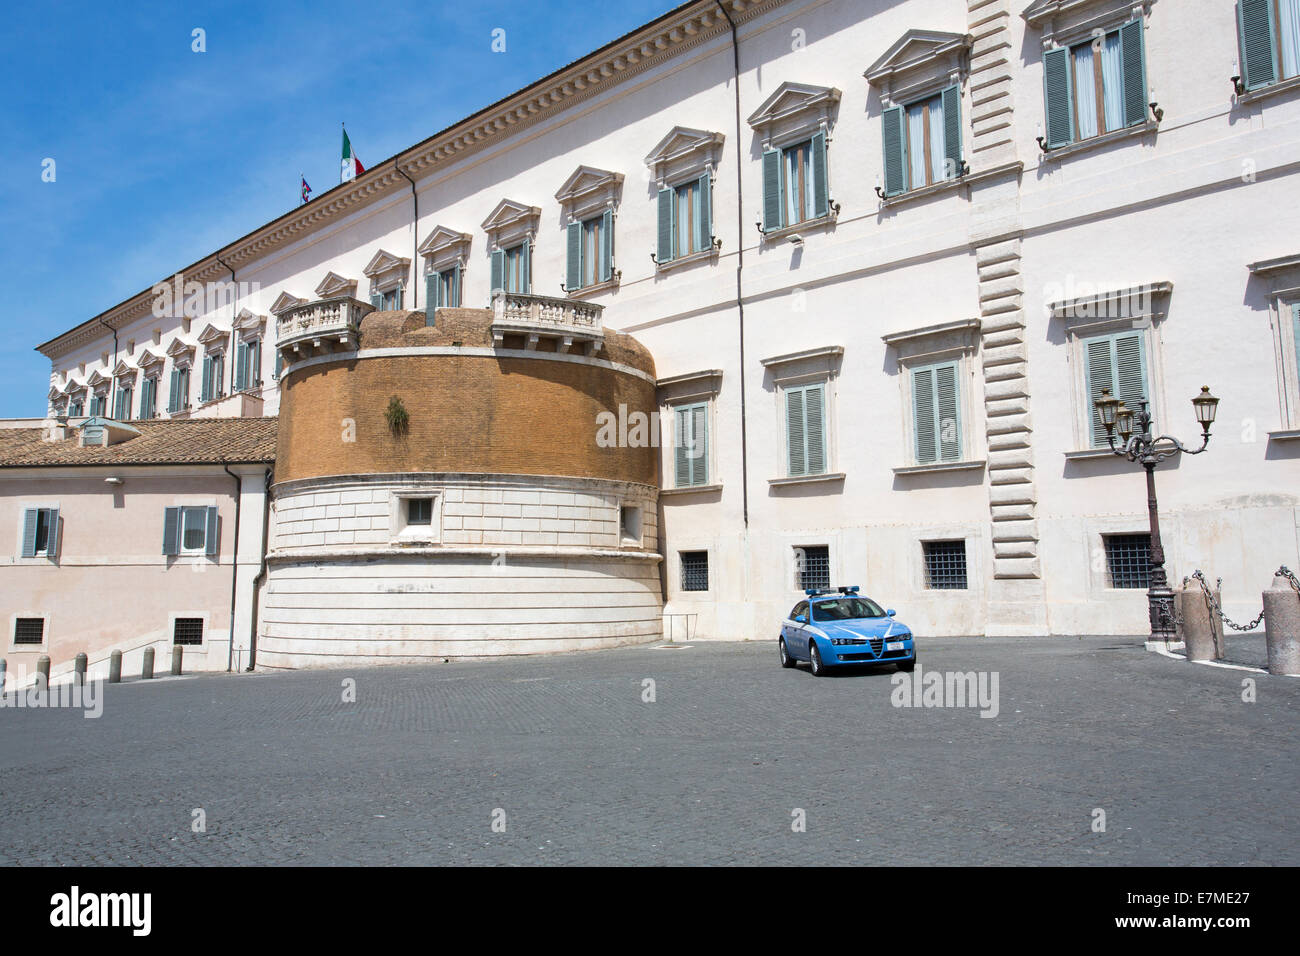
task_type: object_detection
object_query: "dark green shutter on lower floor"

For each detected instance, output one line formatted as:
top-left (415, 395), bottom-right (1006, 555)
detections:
top-left (162, 506), bottom-right (180, 555)
top-left (566, 221), bottom-right (582, 290)
top-left (761, 148), bottom-right (782, 232)
top-left (21, 509), bottom-right (39, 558)
top-left (942, 84), bottom-right (963, 176)
top-left (881, 105), bottom-right (907, 196)
top-left (205, 506), bottom-right (219, 557)
top-left (656, 187), bottom-right (674, 262)
top-left (425, 272), bottom-right (437, 325)
top-left (1043, 45), bottom-right (1074, 148)
top-left (810, 129), bottom-right (829, 218)
top-left (600, 209), bottom-right (614, 283)
top-left (490, 249), bottom-right (505, 294)
top-left (1119, 18), bottom-right (1148, 128)
top-left (1239, 0), bottom-right (1278, 91)
top-left (695, 174), bottom-right (711, 254)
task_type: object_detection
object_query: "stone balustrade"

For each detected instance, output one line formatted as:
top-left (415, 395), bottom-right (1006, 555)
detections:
top-left (490, 292), bottom-right (604, 352)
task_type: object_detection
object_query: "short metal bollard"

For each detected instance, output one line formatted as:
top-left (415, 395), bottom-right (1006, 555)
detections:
top-left (36, 654), bottom-right (50, 689)
top-left (1179, 584), bottom-right (1223, 662)
top-left (171, 644), bottom-right (183, 676)
top-left (1263, 576), bottom-right (1300, 676)
top-left (109, 649), bottom-right (122, 683)
top-left (141, 647), bottom-right (155, 680)
top-left (74, 653), bottom-right (87, 685)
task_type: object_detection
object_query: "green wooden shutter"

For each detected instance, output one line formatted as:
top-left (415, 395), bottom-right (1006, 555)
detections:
top-left (913, 367), bottom-right (937, 463)
top-left (46, 507), bottom-right (60, 559)
top-left (695, 173), bottom-right (711, 254)
top-left (786, 387), bottom-right (806, 476)
top-left (1043, 46), bottom-right (1075, 148)
top-left (1086, 336), bottom-right (1118, 446)
top-left (205, 505), bottom-right (219, 556)
top-left (199, 356), bottom-right (212, 403)
top-left (935, 363), bottom-right (961, 462)
top-left (370, 293), bottom-right (382, 309)
top-left (251, 343), bottom-right (261, 387)
top-left (1239, 0), bottom-right (1278, 91)
top-left (21, 508), bottom-right (38, 558)
top-left (881, 105), bottom-right (907, 197)
top-left (656, 187), bottom-right (674, 262)
top-left (804, 384), bottom-right (826, 474)
top-left (520, 240), bottom-right (530, 293)
top-left (762, 147), bottom-right (783, 232)
top-left (674, 406), bottom-right (691, 487)
top-left (451, 264), bottom-right (461, 307)
top-left (425, 272), bottom-right (437, 326)
top-left (600, 209), bottom-right (614, 282)
top-left (566, 221), bottom-right (582, 290)
top-left (274, 351), bottom-right (283, 381)
top-left (691, 403), bottom-right (708, 485)
top-left (168, 368), bottom-right (178, 412)
top-left (1119, 18), bottom-right (1149, 128)
top-left (942, 84), bottom-right (963, 177)
top-left (490, 248), bottom-right (505, 293)
top-left (810, 129), bottom-right (829, 218)
top-left (1114, 331), bottom-right (1148, 412)
top-left (234, 342), bottom-right (247, 391)
top-left (162, 506), bottom-right (180, 555)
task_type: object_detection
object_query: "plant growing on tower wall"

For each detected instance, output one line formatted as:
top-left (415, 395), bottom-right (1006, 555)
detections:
top-left (385, 395), bottom-right (409, 436)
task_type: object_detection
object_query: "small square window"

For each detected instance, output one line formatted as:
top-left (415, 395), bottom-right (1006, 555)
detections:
top-left (407, 498), bottom-right (433, 526)
top-left (922, 540), bottom-right (968, 590)
top-left (14, 617), bottom-right (45, 645)
top-left (173, 618), bottom-right (204, 645)
top-left (1105, 534), bottom-right (1151, 589)
top-left (680, 551), bottom-right (709, 592)
top-left (795, 545), bottom-right (830, 591)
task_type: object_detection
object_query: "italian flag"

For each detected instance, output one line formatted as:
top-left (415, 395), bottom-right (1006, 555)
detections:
top-left (341, 127), bottom-right (365, 182)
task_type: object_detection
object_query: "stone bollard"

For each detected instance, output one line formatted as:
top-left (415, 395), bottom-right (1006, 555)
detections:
top-left (109, 650), bottom-right (122, 684)
top-left (142, 647), bottom-right (155, 680)
top-left (36, 655), bottom-right (50, 689)
top-left (171, 644), bottom-right (183, 676)
top-left (0, 658), bottom-right (6, 694)
top-left (1263, 576), bottom-right (1300, 676)
top-left (74, 653), bottom-right (87, 685)
top-left (1179, 584), bottom-right (1223, 662)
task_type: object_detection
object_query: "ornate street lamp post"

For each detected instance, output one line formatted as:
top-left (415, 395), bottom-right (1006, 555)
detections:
top-left (1093, 386), bottom-right (1220, 645)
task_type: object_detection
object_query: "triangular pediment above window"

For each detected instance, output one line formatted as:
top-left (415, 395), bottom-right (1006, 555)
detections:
top-left (315, 271), bottom-right (358, 298)
top-left (645, 127), bottom-right (725, 168)
top-left (48, 385), bottom-right (63, 401)
top-left (363, 249), bottom-right (412, 278)
top-left (865, 31), bottom-right (972, 86)
top-left (554, 166), bottom-right (625, 211)
top-left (138, 348), bottom-right (165, 371)
top-left (1023, 0), bottom-right (1155, 36)
top-left (166, 337), bottom-right (197, 359)
top-left (234, 308), bottom-right (267, 333)
top-left (270, 292), bottom-right (307, 315)
top-left (111, 359), bottom-right (136, 379)
top-left (418, 225), bottom-right (473, 262)
top-left (746, 81), bottom-right (842, 140)
top-left (86, 369), bottom-right (110, 388)
top-left (481, 198), bottom-right (541, 234)
top-left (196, 323), bottom-right (231, 349)
top-left (59, 378), bottom-right (84, 396)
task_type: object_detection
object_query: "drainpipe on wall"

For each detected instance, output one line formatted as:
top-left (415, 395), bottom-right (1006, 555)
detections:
top-left (396, 165), bottom-right (419, 309)
top-left (223, 464), bottom-right (242, 672)
top-left (717, 0), bottom-right (749, 529)
top-left (98, 316), bottom-right (118, 418)
top-left (218, 257), bottom-right (237, 398)
top-left (246, 466), bottom-right (272, 671)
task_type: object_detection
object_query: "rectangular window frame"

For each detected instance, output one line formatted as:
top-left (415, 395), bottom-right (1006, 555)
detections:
top-left (679, 550), bottom-right (710, 593)
top-left (922, 539), bottom-right (969, 590)
top-left (671, 400), bottom-right (710, 489)
top-left (793, 544), bottom-right (831, 592)
top-left (11, 614), bottom-right (48, 650)
top-left (781, 380), bottom-right (830, 479)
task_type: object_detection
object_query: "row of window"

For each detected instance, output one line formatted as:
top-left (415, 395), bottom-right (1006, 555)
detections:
top-left (675, 535), bottom-right (1150, 595)
top-left (11, 616), bottom-right (204, 648)
top-left (54, 340), bottom-right (272, 421)
top-left (17, 506), bottom-right (219, 559)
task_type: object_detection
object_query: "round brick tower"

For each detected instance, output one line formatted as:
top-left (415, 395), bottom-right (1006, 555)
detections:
top-left (259, 298), bottom-right (662, 667)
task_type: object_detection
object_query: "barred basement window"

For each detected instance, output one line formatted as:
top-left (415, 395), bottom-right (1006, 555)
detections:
top-left (14, 618), bottom-right (45, 645)
top-left (1105, 534), bottom-right (1151, 589)
top-left (680, 551), bottom-right (709, 592)
top-left (407, 498), bottom-right (433, 526)
top-left (796, 545), bottom-right (830, 591)
top-left (923, 540), bottom-right (968, 590)
top-left (173, 618), bottom-right (204, 646)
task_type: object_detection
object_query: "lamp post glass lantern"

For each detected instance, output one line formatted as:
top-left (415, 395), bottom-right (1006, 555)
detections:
top-left (1093, 386), bottom-right (1218, 644)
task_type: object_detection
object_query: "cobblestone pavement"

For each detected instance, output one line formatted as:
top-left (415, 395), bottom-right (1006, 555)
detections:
top-left (1, 636), bottom-right (1296, 866)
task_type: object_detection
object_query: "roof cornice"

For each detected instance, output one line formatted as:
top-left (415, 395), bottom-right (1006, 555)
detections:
top-left (37, 0), bottom-right (785, 360)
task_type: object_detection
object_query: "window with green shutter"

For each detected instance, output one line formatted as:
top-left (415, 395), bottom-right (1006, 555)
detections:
top-left (1084, 331), bottom-right (1149, 447)
top-left (497, 242), bottom-right (529, 294)
top-left (884, 86), bottom-right (965, 197)
top-left (785, 382), bottom-right (828, 477)
top-left (1237, 0), bottom-right (1300, 90)
top-left (20, 507), bottom-right (58, 559)
top-left (1041, 21), bottom-right (1149, 150)
top-left (911, 361), bottom-right (962, 464)
top-left (673, 402), bottom-right (709, 488)
top-left (114, 385), bottom-right (132, 420)
top-left (140, 376), bottom-right (157, 419)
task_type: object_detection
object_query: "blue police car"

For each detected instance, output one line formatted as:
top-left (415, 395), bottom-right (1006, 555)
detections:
top-left (778, 586), bottom-right (916, 676)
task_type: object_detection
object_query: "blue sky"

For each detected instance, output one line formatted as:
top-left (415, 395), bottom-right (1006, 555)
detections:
top-left (0, 0), bottom-right (681, 417)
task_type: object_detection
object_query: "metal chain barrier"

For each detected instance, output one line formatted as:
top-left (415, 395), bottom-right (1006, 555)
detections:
top-left (1183, 570), bottom-right (1266, 632)
top-left (1279, 566), bottom-right (1300, 594)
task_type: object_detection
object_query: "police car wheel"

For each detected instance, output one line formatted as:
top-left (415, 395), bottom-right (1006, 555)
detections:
top-left (779, 638), bottom-right (796, 668)
top-left (809, 644), bottom-right (826, 677)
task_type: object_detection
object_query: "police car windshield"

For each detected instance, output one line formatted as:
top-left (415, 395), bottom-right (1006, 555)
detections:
top-left (812, 597), bottom-right (886, 621)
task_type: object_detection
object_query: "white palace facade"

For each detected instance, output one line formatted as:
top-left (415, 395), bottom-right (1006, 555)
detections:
top-left (8, 0), bottom-right (1300, 671)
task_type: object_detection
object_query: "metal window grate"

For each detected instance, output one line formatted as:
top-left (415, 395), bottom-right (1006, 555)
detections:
top-left (796, 545), bottom-right (830, 591)
top-left (14, 617), bottom-right (45, 645)
top-left (173, 618), bottom-right (205, 646)
top-left (680, 551), bottom-right (709, 592)
top-left (923, 540), bottom-right (968, 590)
top-left (407, 498), bottom-right (433, 526)
top-left (1105, 534), bottom-right (1151, 589)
